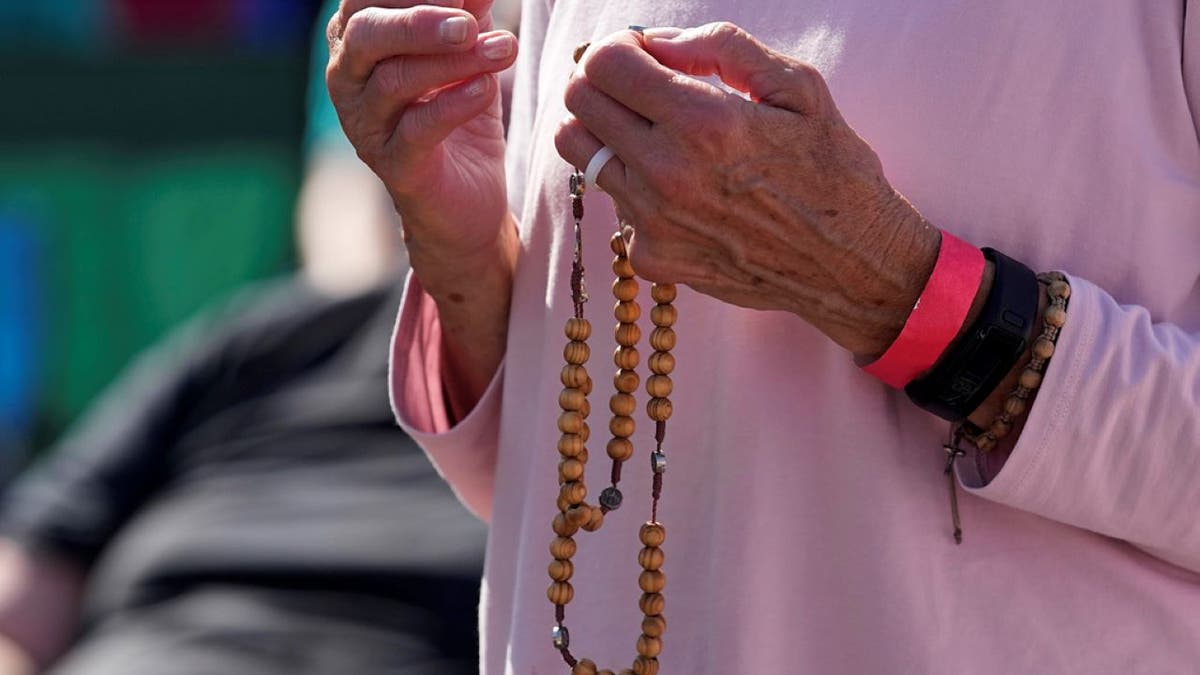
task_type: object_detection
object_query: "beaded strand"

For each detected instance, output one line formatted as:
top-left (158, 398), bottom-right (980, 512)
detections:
top-left (549, 172), bottom-right (674, 675)
top-left (943, 271), bottom-right (1071, 543)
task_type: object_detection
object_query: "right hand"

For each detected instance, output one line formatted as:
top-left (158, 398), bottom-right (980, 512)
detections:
top-left (326, 0), bottom-right (519, 263)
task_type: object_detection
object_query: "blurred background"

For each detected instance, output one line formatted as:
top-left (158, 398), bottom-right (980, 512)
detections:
top-left (0, 0), bottom-right (325, 472)
top-left (0, 3), bottom-right (513, 673)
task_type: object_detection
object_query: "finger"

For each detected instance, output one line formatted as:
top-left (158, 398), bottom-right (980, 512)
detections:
top-left (577, 30), bottom-right (724, 124)
top-left (554, 116), bottom-right (629, 197)
top-left (562, 74), bottom-right (653, 168)
top-left (642, 22), bottom-right (828, 115)
top-left (394, 73), bottom-right (499, 149)
top-left (358, 30), bottom-right (517, 131)
top-left (334, 6), bottom-right (481, 83)
top-left (328, 0), bottom-right (465, 44)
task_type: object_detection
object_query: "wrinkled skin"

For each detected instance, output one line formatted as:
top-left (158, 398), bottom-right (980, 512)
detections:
top-left (555, 23), bottom-right (942, 358)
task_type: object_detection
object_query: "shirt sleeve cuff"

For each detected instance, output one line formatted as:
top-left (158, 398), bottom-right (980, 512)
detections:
top-left (388, 271), bottom-right (504, 521)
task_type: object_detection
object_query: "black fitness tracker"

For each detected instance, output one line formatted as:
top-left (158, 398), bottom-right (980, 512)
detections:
top-left (905, 247), bottom-right (1039, 422)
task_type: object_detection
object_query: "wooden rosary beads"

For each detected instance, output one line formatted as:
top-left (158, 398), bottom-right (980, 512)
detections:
top-left (548, 171), bottom-right (677, 675)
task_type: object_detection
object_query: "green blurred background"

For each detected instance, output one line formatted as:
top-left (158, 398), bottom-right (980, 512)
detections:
top-left (0, 1), bottom-right (329, 464)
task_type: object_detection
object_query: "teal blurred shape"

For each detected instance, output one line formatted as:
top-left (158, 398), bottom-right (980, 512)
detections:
top-left (0, 0), bottom-right (108, 50)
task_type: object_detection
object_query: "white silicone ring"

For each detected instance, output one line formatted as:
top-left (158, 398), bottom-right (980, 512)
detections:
top-left (584, 145), bottom-right (617, 192)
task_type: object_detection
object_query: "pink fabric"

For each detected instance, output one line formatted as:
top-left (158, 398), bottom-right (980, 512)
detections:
top-left (863, 231), bottom-right (984, 388)
top-left (391, 1), bottom-right (1200, 672)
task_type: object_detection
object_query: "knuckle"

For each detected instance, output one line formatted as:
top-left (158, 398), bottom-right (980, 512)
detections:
top-left (553, 117), bottom-right (582, 158)
top-left (581, 39), bottom-right (636, 84)
top-left (562, 75), bottom-right (590, 114)
top-left (706, 21), bottom-right (745, 46)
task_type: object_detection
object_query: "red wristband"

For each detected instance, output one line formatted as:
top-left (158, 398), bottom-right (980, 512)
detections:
top-left (862, 231), bottom-right (984, 389)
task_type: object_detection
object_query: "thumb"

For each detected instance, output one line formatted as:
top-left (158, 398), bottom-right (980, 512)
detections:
top-left (642, 22), bottom-right (826, 115)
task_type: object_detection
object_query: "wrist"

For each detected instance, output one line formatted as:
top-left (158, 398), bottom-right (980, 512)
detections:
top-left (407, 211), bottom-right (520, 306)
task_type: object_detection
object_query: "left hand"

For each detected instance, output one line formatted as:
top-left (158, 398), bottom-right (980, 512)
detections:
top-left (555, 22), bottom-right (942, 358)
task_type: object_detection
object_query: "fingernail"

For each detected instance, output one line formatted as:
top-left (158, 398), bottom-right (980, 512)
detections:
top-left (464, 76), bottom-right (488, 97)
top-left (480, 34), bottom-right (514, 60)
top-left (642, 27), bottom-right (684, 40)
top-left (440, 16), bottom-right (469, 44)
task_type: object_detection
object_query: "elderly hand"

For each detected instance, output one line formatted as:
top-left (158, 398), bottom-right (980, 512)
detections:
top-left (326, 0), bottom-right (518, 265)
top-left (555, 23), bottom-right (942, 359)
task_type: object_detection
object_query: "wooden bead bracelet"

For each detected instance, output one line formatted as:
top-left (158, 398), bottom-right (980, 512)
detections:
top-left (943, 271), bottom-right (1071, 542)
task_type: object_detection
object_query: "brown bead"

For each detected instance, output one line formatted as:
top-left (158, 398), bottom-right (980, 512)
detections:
top-left (639, 592), bottom-right (665, 615)
top-left (547, 581), bottom-right (574, 605)
top-left (578, 447), bottom-right (590, 463)
top-left (636, 635), bottom-right (662, 658)
top-left (1044, 305), bottom-right (1067, 328)
top-left (613, 278), bottom-right (639, 302)
top-left (581, 375), bottom-right (594, 396)
top-left (607, 437), bottom-right (634, 461)
top-left (975, 434), bottom-right (997, 452)
top-left (564, 341), bottom-right (590, 365)
top-left (556, 493), bottom-right (572, 512)
top-left (573, 41), bottom-right (591, 64)
top-left (610, 415), bottom-right (636, 438)
top-left (580, 398), bottom-right (591, 419)
top-left (1019, 368), bottom-right (1043, 390)
top-left (582, 505), bottom-right (605, 531)
top-left (615, 323), bottom-right (641, 347)
top-left (565, 317), bottom-right (592, 341)
top-left (650, 283), bottom-right (676, 304)
top-left (558, 411), bottom-right (584, 434)
top-left (560, 388), bottom-right (586, 412)
top-left (649, 327), bottom-right (676, 352)
top-left (632, 656), bottom-right (659, 675)
top-left (550, 536), bottom-right (576, 559)
top-left (560, 481), bottom-right (586, 506)
top-left (650, 304), bottom-right (677, 327)
top-left (614, 301), bottom-right (641, 324)
top-left (561, 364), bottom-right (589, 388)
top-left (613, 256), bottom-right (635, 278)
top-left (614, 369), bottom-right (640, 393)
top-left (641, 614), bottom-right (666, 638)
top-left (610, 231), bottom-right (628, 256)
top-left (559, 458), bottom-right (585, 482)
top-left (646, 398), bottom-right (673, 422)
top-left (609, 392), bottom-right (636, 417)
top-left (573, 659), bottom-right (598, 675)
top-left (638, 546), bottom-right (664, 570)
top-left (1048, 280), bottom-right (1071, 300)
top-left (558, 434), bottom-right (585, 458)
top-left (597, 671), bottom-right (615, 675)
top-left (645, 375), bottom-right (673, 398)
top-left (1003, 396), bottom-right (1028, 417)
top-left (566, 503), bottom-right (591, 526)
top-left (579, 422), bottom-right (591, 444)
top-left (989, 418), bottom-right (1014, 439)
top-left (552, 513), bottom-right (579, 537)
top-left (639, 522), bottom-right (666, 546)
top-left (614, 346), bottom-right (639, 370)
top-left (1032, 336), bottom-right (1056, 360)
top-left (647, 352), bottom-right (675, 375)
top-left (639, 569), bottom-right (666, 593)
top-left (619, 670), bottom-right (636, 675)
top-left (549, 559), bottom-right (574, 581)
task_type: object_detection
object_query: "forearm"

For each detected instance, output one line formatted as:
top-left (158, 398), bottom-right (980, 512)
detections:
top-left (405, 212), bottom-right (520, 422)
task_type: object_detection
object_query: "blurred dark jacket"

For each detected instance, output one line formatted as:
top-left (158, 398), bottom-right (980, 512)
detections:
top-left (1, 279), bottom-right (485, 675)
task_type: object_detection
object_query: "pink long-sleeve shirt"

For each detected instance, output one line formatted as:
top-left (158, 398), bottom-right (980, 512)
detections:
top-left (390, 1), bottom-right (1200, 672)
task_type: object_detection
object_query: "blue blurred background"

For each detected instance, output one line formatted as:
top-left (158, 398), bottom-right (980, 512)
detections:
top-left (0, 0), bottom-right (325, 469)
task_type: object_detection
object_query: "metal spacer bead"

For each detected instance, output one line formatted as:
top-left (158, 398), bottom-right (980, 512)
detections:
top-left (599, 486), bottom-right (624, 510)
top-left (552, 624), bottom-right (570, 650)
top-left (650, 451), bottom-right (667, 474)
